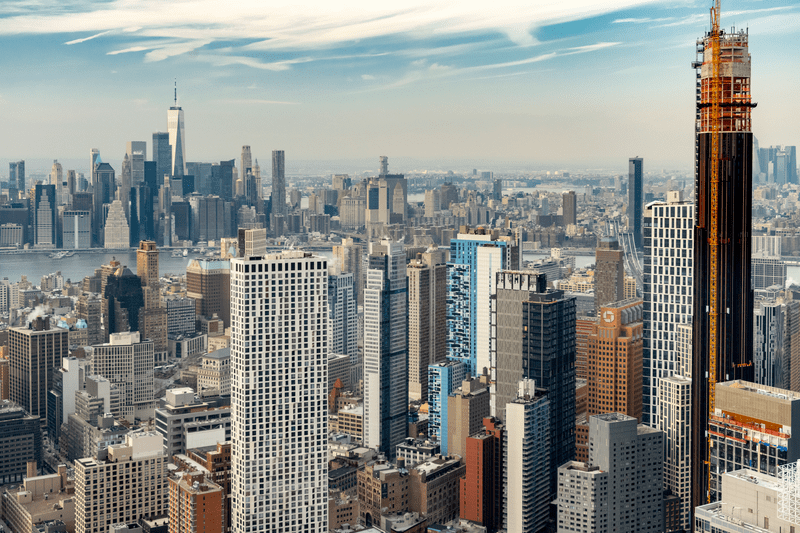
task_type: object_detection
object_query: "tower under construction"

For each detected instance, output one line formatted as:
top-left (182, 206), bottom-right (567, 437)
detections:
top-left (691, 1), bottom-right (756, 512)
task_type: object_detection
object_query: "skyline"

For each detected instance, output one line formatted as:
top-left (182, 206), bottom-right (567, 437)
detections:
top-left (1, 0), bottom-right (798, 171)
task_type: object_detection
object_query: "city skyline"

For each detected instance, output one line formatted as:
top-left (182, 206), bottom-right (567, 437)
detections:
top-left (0, 0), bottom-right (798, 169)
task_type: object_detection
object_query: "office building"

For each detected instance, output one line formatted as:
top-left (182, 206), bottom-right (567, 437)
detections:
top-left (104, 200), bottom-right (130, 248)
top-left (424, 189), bottom-right (440, 217)
top-left (408, 455), bottom-right (465, 526)
top-left (9, 317), bottom-right (69, 420)
top-left (103, 264), bottom-right (145, 338)
top-left (752, 256), bottom-right (787, 290)
top-left (494, 271), bottom-right (575, 497)
top-left (76, 294), bottom-right (103, 347)
top-left (595, 236), bottom-right (624, 313)
top-left (363, 240), bottom-right (408, 458)
top-left (165, 296), bottom-right (196, 337)
top-left (197, 348), bottom-right (230, 398)
top-left (642, 192), bottom-right (694, 427)
top-left (229, 251), bottom-right (328, 533)
top-left (691, 27), bottom-right (756, 511)
top-left (0, 400), bottom-right (42, 484)
top-left (10, 160), bottom-right (25, 191)
top-left (557, 413), bottom-right (664, 533)
top-left (62, 210), bottom-right (91, 249)
top-left (395, 438), bottom-right (440, 468)
top-left (153, 132), bottom-right (172, 184)
top-left (169, 471), bottom-right (225, 533)
top-left (34, 184), bottom-right (57, 248)
top-left (460, 417), bottom-right (504, 532)
top-left (186, 259), bottom-right (231, 327)
top-left (357, 461), bottom-right (409, 527)
top-left (271, 150), bottom-right (286, 217)
top-left (91, 332), bottom-right (155, 422)
top-left (46, 356), bottom-right (81, 445)
top-left (74, 433), bottom-right (167, 533)
top-left (332, 237), bottom-right (363, 304)
top-left (92, 161), bottom-right (116, 247)
top-left (562, 190), bottom-right (577, 226)
top-left (237, 227), bottom-right (267, 258)
top-left (137, 240), bottom-right (168, 355)
top-left (503, 379), bottom-right (550, 533)
top-left (407, 250), bottom-right (447, 401)
top-left (168, 89), bottom-right (186, 178)
top-left (154, 387), bottom-right (230, 459)
top-left (628, 157), bottom-right (643, 249)
top-left (328, 271), bottom-right (358, 386)
top-left (427, 360), bottom-right (466, 454)
top-left (446, 376), bottom-right (490, 461)
top-left (754, 299), bottom-right (789, 389)
top-left (448, 226), bottom-right (518, 378)
top-left (659, 374), bottom-right (692, 531)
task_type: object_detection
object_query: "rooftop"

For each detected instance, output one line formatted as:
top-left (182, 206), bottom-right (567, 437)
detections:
top-left (726, 468), bottom-right (782, 491)
top-left (721, 380), bottom-right (800, 401)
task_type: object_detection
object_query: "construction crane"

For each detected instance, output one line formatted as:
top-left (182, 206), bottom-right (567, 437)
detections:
top-left (705, 0), bottom-right (722, 503)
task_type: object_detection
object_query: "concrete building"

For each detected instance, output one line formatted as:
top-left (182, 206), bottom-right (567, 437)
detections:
top-left (186, 259), bottom-right (231, 328)
top-left (446, 376), bottom-right (490, 461)
top-left (74, 433), bottom-right (167, 533)
top-left (494, 271), bottom-right (575, 498)
top-left (395, 438), bottom-right (440, 468)
top-left (197, 348), bottom-right (230, 397)
top-left (154, 387), bottom-right (230, 459)
top-left (236, 227), bottom-right (267, 258)
top-left (427, 360), bottom-right (466, 454)
top-left (104, 200), bottom-right (130, 248)
top-left (594, 236), bottom-right (624, 313)
top-left (642, 191), bottom-right (694, 427)
top-left (556, 413), bottom-right (664, 533)
top-left (562, 190), bottom-right (577, 226)
top-left (76, 294), bottom-right (103, 347)
top-left (165, 296), bottom-right (197, 337)
top-left (271, 150), bottom-right (286, 217)
top-left (358, 461), bottom-right (409, 528)
top-left (408, 455), bottom-right (465, 526)
top-left (177, 442), bottom-right (232, 532)
top-left (2, 466), bottom-right (75, 533)
top-left (709, 381), bottom-right (800, 501)
top-left (448, 226), bottom-right (518, 378)
top-left (328, 271), bottom-right (358, 387)
top-left (62, 211), bottom-right (91, 249)
top-left (659, 374), bottom-right (692, 531)
top-left (752, 255), bottom-right (787, 291)
top-left (229, 251), bottom-right (328, 533)
top-left (332, 237), bottom-right (363, 304)
top-left (33, 184), bottom-right (57, 249)
top-left (46, 357), bottom-right (81, 445)
top-left (460, 417), bottom-right (504, 531)
top-left (0, 400), bottom-right (43, 484)
top-left (91, 332), bottom-right (155, 422)
top-left (407, 250), bottom-right (447, 402)
top-left (363, 240), bottom-right (408, 458)
top-left (168, 471), bottom-right (225, 533)
top-left (504, 379), bottom-right (550, 533)
top-left (754, 298), bottom-right (790, 389)
top-left (9, 317), bottom-right (69, 421)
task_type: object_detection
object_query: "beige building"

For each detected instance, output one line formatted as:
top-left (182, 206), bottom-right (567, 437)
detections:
top-left (332, 238), bottom-right (363, 304)
top-left (328, 492), bottom-right (359, 530)
top-left (446, 377), bottom-right (490, 461)
top-left (358, 461), bottom-right (409, 527)
top-left (90, 332), bottom-right (155, 422)
top-left (74, 433), bottom-right (167, 533)
top-left (197, 348), bottom-right (230, 397)
top-left (2, 466), bottom-right (75, 533)
top-left (408, 455), bottom-right (465, 526)
top-left (332, 403), bottom-right (363, 444)
top-left (103, 200), bottom-right (129, 249)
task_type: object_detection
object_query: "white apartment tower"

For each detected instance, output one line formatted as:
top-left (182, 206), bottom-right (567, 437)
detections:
top-left (363, 240), bottom-right (408, 458)
top-left (642, 191), bottom-right (694, 427)
top-left (230, 251), bottom-right (328, 533)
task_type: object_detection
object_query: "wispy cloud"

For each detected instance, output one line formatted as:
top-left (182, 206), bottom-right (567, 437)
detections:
top-left (215, 98), bottom-right (299, 105)
top-left (64, 30), bottom-right (112, 45)
top-left (361, 74), bottom-right (375, 80)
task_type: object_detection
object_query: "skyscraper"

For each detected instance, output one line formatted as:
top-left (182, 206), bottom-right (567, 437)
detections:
top-left (407, 249), bottom-right (447, 401)
top-left (363, 239), bottom-right (408, 458)
top-left (427, 360), bottom-right (466, 454)
top-left (594, 236), bottom-right (624, 314)
top-left (33, 184), bottom-right (56, 249)
top-left (494, 271), bottom-right (575, 498)
top-left (92, 161), bottom-right (115, 247)
top-left (230, 251), bottom-right (328, 533)
top-left (642, 191), bottom-right (694, 427)
top-left (138, 240), bottom-right (168, 357)
top-left (168, 85), bottom-right (186, 178)
top-left (691, 22), bottom-right (755, 512)
top-left (9, 160), bottom-right (25, 192)
top-left (272, 150), bottom-right (286, 217)
top-left (628, 157), bottom-right (643, 249)
top-left (562, 190), bottom-right (577, 226)
top-left (127, 141), bottom-right (146, 185)
top-left (328, 270), bottom-right (358, 386)
top-left (91, 331), bottom-right (155, 422)
top-left (333, 238), bottom-right (364, 305)
top-left (152, 132), bottom-right (172, 183)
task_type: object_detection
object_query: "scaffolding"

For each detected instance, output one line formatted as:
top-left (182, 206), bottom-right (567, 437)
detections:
top-left (779, 460), bottom-right (800, 524)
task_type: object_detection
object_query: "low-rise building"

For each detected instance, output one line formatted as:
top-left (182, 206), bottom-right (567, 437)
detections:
top-left (358, 461), bottom-right (409, 528)
top-left (154, 388), bottom-right (230, 459)
top-left (168, 470), bottom-right (225, 533)
top-left (395, 438), bottom-right (441, 468)
top-left (0, 400), bottom-right (42, 484)
top-left (328, 492), bottom-right (359, 531)
top-left (2, 466), bottom-right (75, 533)
top-left (197, 348), bottom-right (230, 398)
top-left (408, 455), bottom-right (465, 526)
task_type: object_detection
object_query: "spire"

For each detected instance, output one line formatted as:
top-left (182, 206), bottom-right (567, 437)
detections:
top-left (174, 79), bottom-right (177, 106)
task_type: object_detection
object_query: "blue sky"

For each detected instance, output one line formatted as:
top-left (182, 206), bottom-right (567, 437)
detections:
top-left (0, 0), bottom-right (798, 173)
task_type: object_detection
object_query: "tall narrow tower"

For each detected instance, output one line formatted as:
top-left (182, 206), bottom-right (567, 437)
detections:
top-left (168, 82), bottom-right (186, 178)
top-left (691, 1), bottom-right (755, 511)
top-left (628, 157), bottom-right (643, 249)
top-left (271, 150), bottom-right (286, 217)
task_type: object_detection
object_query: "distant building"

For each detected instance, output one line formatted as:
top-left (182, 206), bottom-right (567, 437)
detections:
top-left (562, 190), bottom-right (577, 226)
top-left (186, 259), bottom-right (231, 328)
top-left (628, 157), bottom-right (643, 249)
top-left (594, 236), bottom-right (624, 313)
top-left (62, 211), bottom-right (91, 249)
top-left (446, 376), bottom-right (490, 461)
top-left (165, 296), bottom-right (196, 337)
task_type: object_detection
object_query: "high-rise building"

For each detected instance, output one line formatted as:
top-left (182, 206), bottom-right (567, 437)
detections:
top-left (504, 379), bottom-right (550, 533)
top-left (169, 471), bottom-right (226, 533)
top-left (363, 240), bottom-right (408, 458)
top-left (691, 24), bottom-right (755, 512)
top-left (557, 413), bottom-right (664, 533)
top-left (271, 150), bottom-right (286, 217)
top-left (9, 160), bottom-right (25, 191)
top-left (333, 238), bottom-right (363, 305)
top-left (186, 259), bottom-right (231, 328)
top-left (237, 227), bottom-right (267, 258)
top-left (91, 332), bottom-right (155, 422)
top-left (75, 433), bottom-right (167, 533)
top-left (62, 210), bottom-right (92, 249)
top-left (33, 184), bottom-right (57, 248)
top-left (168, 86), bottom-right (186, 178)
top-left (628, 157), bottom-right (643, 249)
top-left (659, 374), bottom-right (692, 531)
top-left (448, 226), bottom-right (518, 378)
top-left (153, 132), bottom-right (172, 184)
top-left (408, 250), bottom-right (447, 401)
top-left (424, 189), bottom-right (441, 218)
top-left (328, 271), bottom-right (358, 386)
top-left (165, 296), bottom-right (196, 337)
top-left (562, 190), bottom-right (577, 226)
top-left (93, 161), bottom-right (115, 247)
top-left (9, 317), bottom-right (69, 420)
top-left (494, 271), bottom-right (575, 498)
top-left (427, 360), bottom-right (466, 454)
top-left (754, 299), bottom-right (788, 389)
top-left (460, 417), bottom-right (504, 532)
top-left (103, 264), bottom-right (145, 339)
top-left (0, 401), bottom-right (42, 484)
top-left (446, 376), bottom-right (490, 461)
top-left (642, 192), bottom-right (694, 427)
top-left (127, 141), bottom-right (146, 185)
top-left (47, 356), bottom-right (81, 445)
top-left (154, 387), bottom-right (231, 458)
top-left (230, 251), bottom-right (328, 533)
top-left (594, 236), bottom-right (624, 313)
top-left (137, 240), bottom-right (168, 355)
top-left (76, 294), bottom-right (103, 347)
top-left (104, 199), bottom-right (130, 249)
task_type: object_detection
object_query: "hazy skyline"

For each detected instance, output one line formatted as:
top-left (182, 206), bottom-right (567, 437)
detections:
top-left (1, 0), bottom-right (798, 171)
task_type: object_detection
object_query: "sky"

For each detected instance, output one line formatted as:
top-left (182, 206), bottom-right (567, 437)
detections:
top-left (0, 0), bottom-right (798, 174)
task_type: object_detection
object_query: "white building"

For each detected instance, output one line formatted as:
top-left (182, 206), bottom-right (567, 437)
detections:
top-left (103, 200), bottom-right (130, 249)
top-left (504, 379), bottom-right (550, 533)
top-left (230, 251), bottom-right (328, 533)
top-left (658, 374), bottom-right (691, 531)
top-left (363, 240), bottom-right (408, 458)
top-left (197, 347), bottom-right (230, 397)
top-left (90, 332), bottom-right (155, 422)
top-left (74, 433), bottom-right (167, 533)
top-left (154, 387), bottom-right (230, 458)
top-left (643, 191), bottom-right (694, 427)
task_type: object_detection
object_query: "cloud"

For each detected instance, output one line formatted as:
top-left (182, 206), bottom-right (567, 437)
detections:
top-left (64, 30), bottom-right (112, 45)
top-left (361, 74), bottom-right (375, 80)
top-left (215, 98), bottom-right (300, 105)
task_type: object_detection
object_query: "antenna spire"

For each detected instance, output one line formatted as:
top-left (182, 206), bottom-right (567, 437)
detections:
top-left (174, 79), bottom-right (177, 106)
